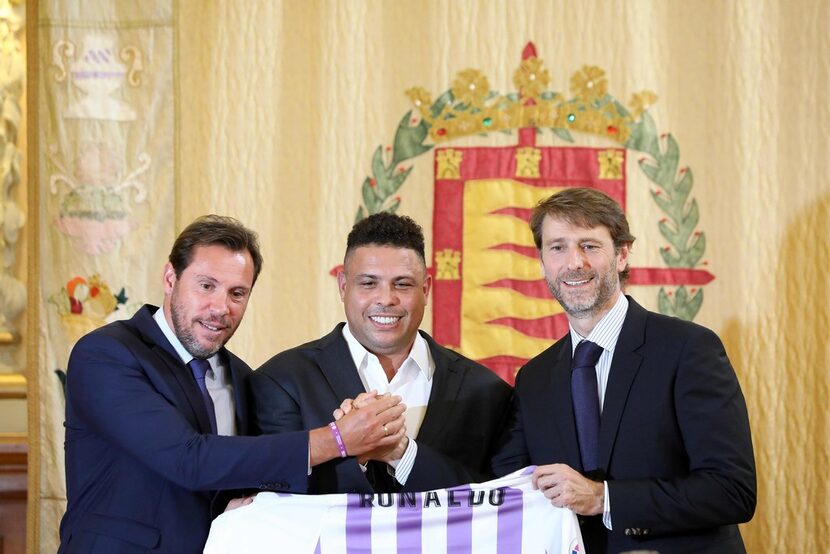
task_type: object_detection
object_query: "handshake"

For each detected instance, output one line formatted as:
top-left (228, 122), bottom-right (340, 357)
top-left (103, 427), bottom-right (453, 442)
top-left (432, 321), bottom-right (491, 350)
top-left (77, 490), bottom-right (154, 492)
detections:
top-left (311, 391), bottom-right (409, 467)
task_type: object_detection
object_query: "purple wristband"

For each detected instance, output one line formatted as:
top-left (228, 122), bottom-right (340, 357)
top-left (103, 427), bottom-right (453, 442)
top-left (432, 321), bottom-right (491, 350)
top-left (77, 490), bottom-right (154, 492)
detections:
top-left (328, 421), bottom-right (348, 458)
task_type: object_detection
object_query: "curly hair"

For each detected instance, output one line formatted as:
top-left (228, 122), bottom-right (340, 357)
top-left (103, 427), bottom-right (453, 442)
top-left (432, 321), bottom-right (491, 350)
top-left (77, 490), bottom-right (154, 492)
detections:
top-left (345, 212), bottom-right (425, 265)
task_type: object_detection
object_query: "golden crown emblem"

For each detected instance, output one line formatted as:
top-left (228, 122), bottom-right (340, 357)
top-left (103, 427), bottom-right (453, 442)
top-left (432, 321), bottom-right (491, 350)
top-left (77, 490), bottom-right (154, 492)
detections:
top-left (405, 43), bottom-right (656, 145)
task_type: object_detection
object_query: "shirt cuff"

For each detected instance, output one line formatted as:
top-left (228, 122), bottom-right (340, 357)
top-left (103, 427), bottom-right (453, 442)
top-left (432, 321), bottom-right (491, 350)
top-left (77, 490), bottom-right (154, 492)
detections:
top-left (602, 481), bottom-right (612, 530)
top-left (390, 439), bottom-right (417, 485)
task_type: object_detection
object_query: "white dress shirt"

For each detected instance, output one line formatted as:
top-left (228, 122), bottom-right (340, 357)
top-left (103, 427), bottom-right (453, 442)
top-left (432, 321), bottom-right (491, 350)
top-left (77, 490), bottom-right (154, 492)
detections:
top-left (153, 307), bottom-right (237, 436)
top-left (568, 292), bottom-right (628, 530)
top-left (342, 324), bottom-right (435, 485)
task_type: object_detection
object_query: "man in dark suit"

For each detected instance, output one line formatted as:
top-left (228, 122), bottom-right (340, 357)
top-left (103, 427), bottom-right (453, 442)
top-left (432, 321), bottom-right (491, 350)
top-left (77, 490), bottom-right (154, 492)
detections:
top-left (59, 215), bottom-right (405, 554)
top-left (251, 213), bottom-right (512, 493)
top-left (492, 188), bottom-right (756, 553)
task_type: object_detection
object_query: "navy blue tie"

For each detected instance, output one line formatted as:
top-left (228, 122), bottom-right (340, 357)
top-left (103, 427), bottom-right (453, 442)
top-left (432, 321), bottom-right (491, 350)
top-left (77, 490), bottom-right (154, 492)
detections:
top-left (571, 340), bottom-right (604, 472)
top-left (189, 358), bottom-right (218, 434)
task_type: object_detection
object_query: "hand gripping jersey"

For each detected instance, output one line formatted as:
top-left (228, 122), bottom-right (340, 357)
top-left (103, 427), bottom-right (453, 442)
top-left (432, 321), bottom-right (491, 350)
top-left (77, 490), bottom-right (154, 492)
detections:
top-left (205, 467), bottom-right (584, 553)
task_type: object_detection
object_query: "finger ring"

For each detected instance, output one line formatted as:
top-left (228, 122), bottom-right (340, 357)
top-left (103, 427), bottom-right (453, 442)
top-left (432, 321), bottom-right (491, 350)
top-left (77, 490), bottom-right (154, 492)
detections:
top-left (382, 424), bottom-right (389, 436)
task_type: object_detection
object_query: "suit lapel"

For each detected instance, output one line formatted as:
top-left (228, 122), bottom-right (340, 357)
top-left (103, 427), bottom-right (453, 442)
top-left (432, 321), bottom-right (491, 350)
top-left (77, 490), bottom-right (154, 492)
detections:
top-left (314, 325), bottom-right (379, 490)
top-left (598, 297), bottom-right (646, 472)
top-left (131, 305), bottom-right (214, 434)
top-left (315, 325), bottom-right (368, 401)
top-left (547, 337), bottom-right (584, 470)
top-left (416, 333), bottom-right (466, 445)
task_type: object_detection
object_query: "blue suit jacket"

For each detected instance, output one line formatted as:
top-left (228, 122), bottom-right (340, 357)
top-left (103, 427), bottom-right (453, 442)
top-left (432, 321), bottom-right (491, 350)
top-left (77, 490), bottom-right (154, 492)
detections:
top-left (58, 305), bottom-right (309, 554)
top-left (250, 324), bottom-right (513, 493)
top-left (492, 297), bottom-right (756, 554)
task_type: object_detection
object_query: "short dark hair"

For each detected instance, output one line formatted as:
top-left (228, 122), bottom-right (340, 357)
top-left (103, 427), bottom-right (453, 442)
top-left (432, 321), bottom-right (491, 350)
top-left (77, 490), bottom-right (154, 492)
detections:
top-left (168, 215), bottom-right (263, 285)
top-left (345, 212), bottom-right (426, 265)
top-left (530, 188), bottom-right (636, 282)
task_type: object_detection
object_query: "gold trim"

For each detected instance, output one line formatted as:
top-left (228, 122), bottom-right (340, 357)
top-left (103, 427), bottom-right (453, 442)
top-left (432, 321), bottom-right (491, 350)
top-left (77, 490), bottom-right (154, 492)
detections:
top-left (515, 147), bottom-right (542, 178)
top-left (0, 432), bottom-right (27, 443)
top-left (0, 373), bottom-right (26, 399)
top-left (26, 0), bottom-right (40, 550)
top-left (436, 149), bottom-right (463, 179)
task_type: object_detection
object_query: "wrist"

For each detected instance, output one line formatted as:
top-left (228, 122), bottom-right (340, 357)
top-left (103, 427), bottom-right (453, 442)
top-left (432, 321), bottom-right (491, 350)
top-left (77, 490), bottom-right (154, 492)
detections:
top-left (308, 426), bottom-right (341, 467)
top-left (328, 422), bottom-right (348, 458)
top-left (593, 480), bottom-right (605, 515)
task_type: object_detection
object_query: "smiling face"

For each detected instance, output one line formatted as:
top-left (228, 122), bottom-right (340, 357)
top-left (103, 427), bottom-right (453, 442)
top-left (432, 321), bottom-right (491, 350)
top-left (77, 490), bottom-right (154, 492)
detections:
top-left (338, 245), bottom-right (431, 368)
top-left (539, 215), bottom-right (629, 335)
top-left (162, 244), bottom-right (254, 359)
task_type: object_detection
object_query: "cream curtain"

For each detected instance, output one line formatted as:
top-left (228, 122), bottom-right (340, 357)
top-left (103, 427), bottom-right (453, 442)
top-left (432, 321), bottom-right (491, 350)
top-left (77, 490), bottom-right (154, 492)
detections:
top-left (30, 0), bottom-right (829, 551)
top-left (31, 1), bottom-right (175, 552)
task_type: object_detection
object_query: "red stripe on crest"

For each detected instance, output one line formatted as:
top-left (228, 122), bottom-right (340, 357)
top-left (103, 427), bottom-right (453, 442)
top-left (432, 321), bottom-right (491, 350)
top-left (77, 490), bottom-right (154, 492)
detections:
top-left (487, 313), bottom-right (570, 340)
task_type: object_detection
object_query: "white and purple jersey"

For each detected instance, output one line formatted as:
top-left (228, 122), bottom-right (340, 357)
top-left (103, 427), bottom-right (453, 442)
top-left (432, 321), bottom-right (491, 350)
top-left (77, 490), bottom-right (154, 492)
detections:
top-left (205, 467), bottom-right (584, 553)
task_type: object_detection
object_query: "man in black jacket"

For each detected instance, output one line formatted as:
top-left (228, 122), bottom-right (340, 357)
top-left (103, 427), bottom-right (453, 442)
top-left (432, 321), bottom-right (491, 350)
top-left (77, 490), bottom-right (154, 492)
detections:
top-left (251, 213), bottom-right (512, 493)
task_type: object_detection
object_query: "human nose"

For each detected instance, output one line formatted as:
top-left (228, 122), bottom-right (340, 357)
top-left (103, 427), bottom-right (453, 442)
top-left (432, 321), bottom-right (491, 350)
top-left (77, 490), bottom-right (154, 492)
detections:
top-left (376, 284), bottom-right (400, 306)
top-left (208, 291), bottom-right (231, 315)
top-left (566, 246), bottom-right (587, 270)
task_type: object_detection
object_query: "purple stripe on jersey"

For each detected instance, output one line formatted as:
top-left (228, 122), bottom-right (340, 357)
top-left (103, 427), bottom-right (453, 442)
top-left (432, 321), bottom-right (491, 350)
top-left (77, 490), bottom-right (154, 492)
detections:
top-left (396, 492), bottom-right (422, 553)
top-left (346, 494), bottom-right (372, 553)
top-left (314, 538), bottom-right (322, 554)
top-left (521, 465), bottom-right (536, 476)
top-left (445, 486), bottom-right (473, 554)
top-left (497, 487), bottom-right (524, 553)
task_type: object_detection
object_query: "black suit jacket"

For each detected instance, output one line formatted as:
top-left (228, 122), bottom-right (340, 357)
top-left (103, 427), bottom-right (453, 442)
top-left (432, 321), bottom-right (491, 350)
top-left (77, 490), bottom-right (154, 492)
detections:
top-left (59, 305), bottom-right (309, 554)
top-left (492, 297), bottom-right (756, 554)
top-left (250, 324), bottom-right (513, 493)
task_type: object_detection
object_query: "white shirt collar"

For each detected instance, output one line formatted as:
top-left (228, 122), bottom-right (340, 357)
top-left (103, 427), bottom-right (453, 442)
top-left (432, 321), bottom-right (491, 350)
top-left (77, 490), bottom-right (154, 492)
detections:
top-left (342, 323), bottom-right (433, 381)
top-left (152, 305), bottom-right (220, 369)
top-left (569, 293), bottom-right (629, 353)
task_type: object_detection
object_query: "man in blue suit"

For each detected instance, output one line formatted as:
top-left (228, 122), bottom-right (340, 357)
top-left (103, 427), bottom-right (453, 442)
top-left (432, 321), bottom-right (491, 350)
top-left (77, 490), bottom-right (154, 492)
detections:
top-left (58, 215), bottom-right (406, 554)
top-left (492, 188), bottom-right (756, 553)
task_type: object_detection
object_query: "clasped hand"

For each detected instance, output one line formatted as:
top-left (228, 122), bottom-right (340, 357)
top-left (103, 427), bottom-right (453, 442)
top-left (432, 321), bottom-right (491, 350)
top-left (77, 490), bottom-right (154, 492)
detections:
top-left (334, 391), bottom-right (409, 464)
top-left (332, 391), bottom-right (407, 461)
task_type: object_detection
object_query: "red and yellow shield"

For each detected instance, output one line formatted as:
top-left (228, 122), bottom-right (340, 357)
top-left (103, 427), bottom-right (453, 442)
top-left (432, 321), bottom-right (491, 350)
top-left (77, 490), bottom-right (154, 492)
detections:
top-left (432, 132), bottom-right (625, 384)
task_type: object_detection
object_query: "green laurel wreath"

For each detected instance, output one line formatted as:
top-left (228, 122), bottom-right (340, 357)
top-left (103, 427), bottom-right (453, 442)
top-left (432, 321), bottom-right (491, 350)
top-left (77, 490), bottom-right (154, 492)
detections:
top-left (354, 89), bottom-right (706, 321)
top-left (627, 112), bottom-right (705, 320)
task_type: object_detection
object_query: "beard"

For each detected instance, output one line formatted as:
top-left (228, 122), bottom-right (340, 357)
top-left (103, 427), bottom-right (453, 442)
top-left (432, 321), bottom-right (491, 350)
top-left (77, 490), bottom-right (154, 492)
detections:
top-left (546, 258), bottom-right (620, 320)
top-left (170, 296), bottom-right (229, 359)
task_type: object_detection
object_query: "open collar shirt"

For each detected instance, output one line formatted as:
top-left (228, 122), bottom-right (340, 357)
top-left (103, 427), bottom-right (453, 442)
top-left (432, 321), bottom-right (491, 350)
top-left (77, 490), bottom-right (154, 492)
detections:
top-left (342, 324), bottom-right (435, 484)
